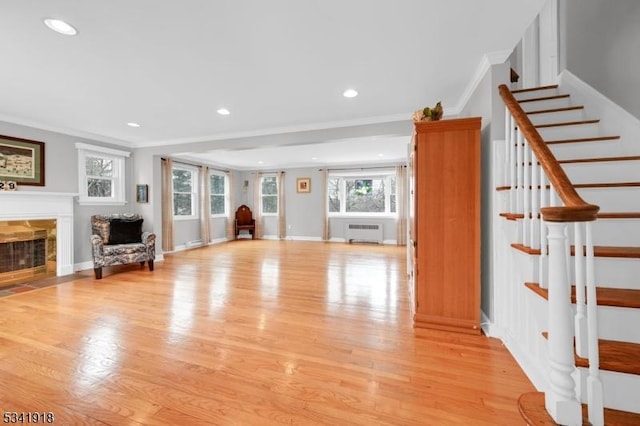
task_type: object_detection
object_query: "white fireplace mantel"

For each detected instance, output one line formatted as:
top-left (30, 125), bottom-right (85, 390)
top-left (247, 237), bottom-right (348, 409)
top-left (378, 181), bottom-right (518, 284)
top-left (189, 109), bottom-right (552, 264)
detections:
top-left (0, 191), bottom-right (78, 276)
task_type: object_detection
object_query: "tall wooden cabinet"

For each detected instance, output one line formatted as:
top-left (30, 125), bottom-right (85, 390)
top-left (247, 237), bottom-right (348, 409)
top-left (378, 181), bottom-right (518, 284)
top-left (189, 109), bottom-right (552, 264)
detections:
top-left (410, 117), bottom-right (481, 335)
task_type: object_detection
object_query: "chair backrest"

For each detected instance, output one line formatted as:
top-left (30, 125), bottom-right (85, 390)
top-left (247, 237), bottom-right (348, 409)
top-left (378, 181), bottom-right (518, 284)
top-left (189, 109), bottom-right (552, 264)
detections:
top-left (235, 205), bottom-right (254, 226)
top-left (91, 214), bottom-right (143, 244)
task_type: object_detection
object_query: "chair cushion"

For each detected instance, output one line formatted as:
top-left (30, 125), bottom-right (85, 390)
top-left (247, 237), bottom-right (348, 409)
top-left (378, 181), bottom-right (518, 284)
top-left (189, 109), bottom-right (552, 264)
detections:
top-left (104, 242), bottom-right (147, 256)
top-left (108, 218), bottom-right (143, 245)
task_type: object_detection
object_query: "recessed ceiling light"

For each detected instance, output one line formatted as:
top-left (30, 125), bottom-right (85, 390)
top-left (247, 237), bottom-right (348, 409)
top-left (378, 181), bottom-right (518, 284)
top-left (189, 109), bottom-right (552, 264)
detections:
top-left (377, 153), bottom-right (385, 157)
top-left (127, 122), bottom-right (140, 128)
top-left (257, 160), bottom-right (264, 165)
top-left (343, 89), bottom-right (358, 98)
top-left (43, 18), bottom-right (77, 36)
top-left (311, 157), bottom-right (318, 160)
top-left (217, 108), bottom-right (230, 115)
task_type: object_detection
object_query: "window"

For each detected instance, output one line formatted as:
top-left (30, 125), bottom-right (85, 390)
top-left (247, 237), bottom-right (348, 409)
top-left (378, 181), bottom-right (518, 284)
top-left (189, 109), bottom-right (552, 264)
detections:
top-left (76, 143), bottom-right (130, 205)
top-left (260, 175), bottom-right (278, 215)
top-left (172, 165), bottom-right (198, 218)
top-left (328, 171), bottom-right (397, 216)
top-left (210, 172), bottom-right (227, 216)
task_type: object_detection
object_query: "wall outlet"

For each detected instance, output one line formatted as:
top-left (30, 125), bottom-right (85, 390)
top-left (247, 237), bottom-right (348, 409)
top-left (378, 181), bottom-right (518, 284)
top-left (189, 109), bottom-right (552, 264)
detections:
top-left (287, 225), bottom-right (291, 230)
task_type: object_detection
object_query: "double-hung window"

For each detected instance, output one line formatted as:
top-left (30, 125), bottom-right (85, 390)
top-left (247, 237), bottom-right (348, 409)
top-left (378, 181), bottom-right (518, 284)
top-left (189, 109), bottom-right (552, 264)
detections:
top-left (76, 143), bottom-right (130, 205)
top-left (327, 170), bottom-right (397, 216)
top-left (172, 165), bottom-right (198, 219)
top-left (260, 175), bottom-right (278, 215)
top-left (209, 172), bottom-right (228, 216)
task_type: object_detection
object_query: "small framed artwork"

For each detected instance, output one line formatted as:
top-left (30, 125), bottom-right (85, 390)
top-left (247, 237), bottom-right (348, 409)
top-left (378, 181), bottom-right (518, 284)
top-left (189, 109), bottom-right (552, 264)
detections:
top-left (296, 177), bottom-right (311, 193)
top-left (136, 184), bottom-right (149, 203)
top-left (0, 134), bottom-right (45, 186)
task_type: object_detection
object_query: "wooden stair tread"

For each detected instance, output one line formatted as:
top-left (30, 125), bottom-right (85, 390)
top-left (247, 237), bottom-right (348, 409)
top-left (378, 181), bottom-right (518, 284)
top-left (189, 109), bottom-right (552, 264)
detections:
top-left (500, 212), bottom-right (640, 220)
top-left (576, 339), bottom-right (640, 375)
top-left (525, 282), bottom-right (640, 309)
top-left (545, 136), bottom-right (621, 145)
top-left (539, 334), bottom-right (640, 376)
top-left (511, 243), bottom-right (640, 258)
top-left (518, 94), bottom-right (570, 103)
top-left (535, 119), bottom-right (600, 128)
top-left (574, 181), bottom-right (640, 189)
top-left (518, 391), bottom-right (640, 425)
top-left (558, 155), bottom-right (640, 164)
top-left (526, 105), bottom-right (584, 115)
top-left (512, 84), bottom-right (559, 94)
top-left (496, 182), bottom-right (640, 191)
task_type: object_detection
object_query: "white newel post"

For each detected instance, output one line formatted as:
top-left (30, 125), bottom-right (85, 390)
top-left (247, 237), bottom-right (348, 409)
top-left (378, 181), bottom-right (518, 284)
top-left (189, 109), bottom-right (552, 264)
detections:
top-left (545, 220), bottom-right (582, 425)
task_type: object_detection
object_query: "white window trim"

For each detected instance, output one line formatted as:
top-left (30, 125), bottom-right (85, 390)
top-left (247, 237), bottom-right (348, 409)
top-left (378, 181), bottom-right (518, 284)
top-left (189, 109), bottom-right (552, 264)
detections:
top-left (209, 171), bottom-right (228, 218)
top-left (76, 143), bottom-right (130, 206)
top-left (260, 174), bottom-right (278, 216)
top-left (327, 171), bottom-right (397, 218)
top-left (173, 164), bottom-right (199, 220)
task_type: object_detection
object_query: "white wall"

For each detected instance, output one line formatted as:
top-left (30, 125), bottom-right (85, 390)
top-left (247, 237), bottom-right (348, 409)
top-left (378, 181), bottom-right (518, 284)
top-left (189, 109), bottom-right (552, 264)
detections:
top-left (562, 0), bottom-right (640, 120)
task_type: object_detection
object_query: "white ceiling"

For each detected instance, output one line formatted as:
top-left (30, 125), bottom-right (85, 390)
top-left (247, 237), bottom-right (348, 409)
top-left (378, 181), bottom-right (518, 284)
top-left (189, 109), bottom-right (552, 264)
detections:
top-left (0, 0), bottom-right (545, 169)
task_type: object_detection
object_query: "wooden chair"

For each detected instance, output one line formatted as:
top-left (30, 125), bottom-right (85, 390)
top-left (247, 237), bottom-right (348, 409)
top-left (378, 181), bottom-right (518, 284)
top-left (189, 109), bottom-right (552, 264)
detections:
top-left (234, 205), bottom-right (256, 239)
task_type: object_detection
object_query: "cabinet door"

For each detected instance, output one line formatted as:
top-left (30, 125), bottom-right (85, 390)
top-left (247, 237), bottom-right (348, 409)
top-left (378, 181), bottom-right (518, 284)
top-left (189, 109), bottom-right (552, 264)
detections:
top-left (413, 117), bottom-right (481, 335)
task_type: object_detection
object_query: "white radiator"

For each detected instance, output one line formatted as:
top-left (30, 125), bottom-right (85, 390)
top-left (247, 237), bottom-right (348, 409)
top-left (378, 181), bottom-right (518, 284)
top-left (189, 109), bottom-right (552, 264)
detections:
top-left (344, 223), bottom-right (383, 244)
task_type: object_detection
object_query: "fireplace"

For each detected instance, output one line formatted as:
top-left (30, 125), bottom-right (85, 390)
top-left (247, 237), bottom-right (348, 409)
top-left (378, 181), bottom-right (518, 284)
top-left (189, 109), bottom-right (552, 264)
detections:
top-left (0, 192), bottom-right (76, 286)
top-left (0, 221), bottom-right (56, 287)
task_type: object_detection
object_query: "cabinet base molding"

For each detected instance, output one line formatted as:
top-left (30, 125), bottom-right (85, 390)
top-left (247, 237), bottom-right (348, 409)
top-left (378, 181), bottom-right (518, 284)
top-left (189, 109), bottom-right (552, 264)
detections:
top-left (413, 313), bottom-right (481, 335)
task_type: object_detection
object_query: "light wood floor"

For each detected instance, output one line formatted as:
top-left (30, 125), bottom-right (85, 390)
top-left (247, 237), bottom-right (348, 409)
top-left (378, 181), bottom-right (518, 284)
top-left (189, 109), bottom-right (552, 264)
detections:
top-left (0, 240), bottom-right (535, 425)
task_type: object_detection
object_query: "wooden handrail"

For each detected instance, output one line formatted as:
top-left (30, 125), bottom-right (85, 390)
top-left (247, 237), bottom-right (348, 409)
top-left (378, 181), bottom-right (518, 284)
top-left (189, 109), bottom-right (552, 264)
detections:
top-left (498, 84), bottom-right (599, 222)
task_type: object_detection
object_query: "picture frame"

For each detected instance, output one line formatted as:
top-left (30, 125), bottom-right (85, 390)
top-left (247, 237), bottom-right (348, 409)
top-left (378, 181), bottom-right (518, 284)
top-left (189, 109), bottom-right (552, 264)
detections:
top-left (0, 134), bottom-right (45, 186)
top-left (136, 184), bottom-right (149, 203)
top-left (296, 177), bottom-right (311, 193)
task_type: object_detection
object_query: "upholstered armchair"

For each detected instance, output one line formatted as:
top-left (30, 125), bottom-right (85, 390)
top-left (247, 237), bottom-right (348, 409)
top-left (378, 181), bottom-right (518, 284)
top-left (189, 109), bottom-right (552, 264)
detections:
top-left (90, 214), bottom-right (155, 279)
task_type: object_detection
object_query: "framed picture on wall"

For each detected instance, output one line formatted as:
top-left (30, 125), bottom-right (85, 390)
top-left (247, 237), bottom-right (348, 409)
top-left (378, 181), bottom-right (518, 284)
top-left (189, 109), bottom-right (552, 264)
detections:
top-left (136, 184), bottom-right (149, 203)
top-left (296, 177), bottom-right (311, 193)
top-left (0, 134), bottom-right (45, 186)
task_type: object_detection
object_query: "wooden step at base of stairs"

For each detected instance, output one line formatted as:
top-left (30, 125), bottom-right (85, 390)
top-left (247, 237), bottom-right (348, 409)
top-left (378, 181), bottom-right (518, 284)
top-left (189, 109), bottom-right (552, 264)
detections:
top-left (511, 244), bottom-right (640, 258)
top-left (525, 282), bottom-right (640, 309)
top-left (541, 333), bottom-right (640, 376)
top-left (518, 391), bottom-right (640, 425)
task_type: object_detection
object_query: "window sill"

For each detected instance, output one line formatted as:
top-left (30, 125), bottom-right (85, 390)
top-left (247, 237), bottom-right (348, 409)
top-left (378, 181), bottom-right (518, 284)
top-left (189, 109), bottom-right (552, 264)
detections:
top-left (77, 199), bottom-right (127, 206)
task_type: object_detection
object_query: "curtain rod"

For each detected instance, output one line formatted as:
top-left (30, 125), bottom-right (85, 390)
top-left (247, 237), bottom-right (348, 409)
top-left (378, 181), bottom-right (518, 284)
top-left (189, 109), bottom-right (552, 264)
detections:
top-left (161, 157), bottom-right (230, 174)
top-left (320, 164), bottom-right (406, 172)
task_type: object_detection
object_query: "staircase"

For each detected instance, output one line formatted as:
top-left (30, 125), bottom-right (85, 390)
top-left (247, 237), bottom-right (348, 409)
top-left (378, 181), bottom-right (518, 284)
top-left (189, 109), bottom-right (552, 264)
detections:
top-left (496, 83), bottom-right (640, 425)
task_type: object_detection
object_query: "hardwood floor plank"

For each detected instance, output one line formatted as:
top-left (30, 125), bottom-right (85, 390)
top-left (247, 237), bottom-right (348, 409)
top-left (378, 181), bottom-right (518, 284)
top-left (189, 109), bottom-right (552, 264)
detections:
top-left (0, 240), bottom-right (534, 425)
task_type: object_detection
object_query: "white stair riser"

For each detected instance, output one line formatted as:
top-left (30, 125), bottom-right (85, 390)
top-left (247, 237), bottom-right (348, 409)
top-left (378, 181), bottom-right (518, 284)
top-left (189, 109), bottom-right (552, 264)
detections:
top-left (547, 140), bottom-right (623, 160)
top-left (573, 257), bottom-right (640, 290)
top-left (560, 161), bottom-right (640, 184)
top-left (574, 186), bottom-right (640, 212)
top-left (519, 97), bottom-right (571, 112)
top-left (536, 122), bottom-right (601, 140)
top-left (576, 369), bottom-right (640, 413)
top-left (587, 219), bottom-right (640, 247)
top-left (526, 108), bottom-right (585, 125)
top-left (582, 305), bottom-right (640, 344)
top-left (513, 87), bottom-right (560, 101)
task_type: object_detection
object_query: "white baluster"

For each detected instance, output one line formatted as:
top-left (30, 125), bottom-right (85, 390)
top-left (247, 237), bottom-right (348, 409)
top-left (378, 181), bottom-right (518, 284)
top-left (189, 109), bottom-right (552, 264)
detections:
top-left (505, 107), bottom-right (511, 186)
top-left (540, 172), bottom-right (548, 289)
top-left (574, 222), bottom-right (588, 358)
top-left (510, 122), bottom-right (517, 213)
top-left (531, 153), bottom-right (540, 250)
top-left (523, 138), bottom-right (531, 247)
top-left (545, 221), bottom-right (582, 426)
top-left (586, 222), bottom-right (604, 426)
top-left (517, 130), bottom-right (524, 215)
